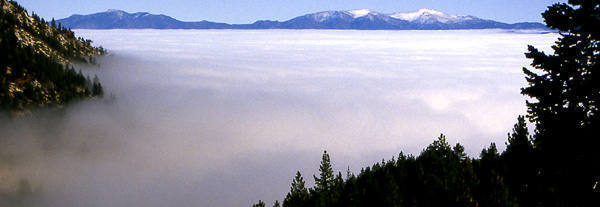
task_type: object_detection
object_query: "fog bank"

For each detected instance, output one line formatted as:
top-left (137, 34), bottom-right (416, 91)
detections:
top-left (0, 29), bottom-right (557, 206)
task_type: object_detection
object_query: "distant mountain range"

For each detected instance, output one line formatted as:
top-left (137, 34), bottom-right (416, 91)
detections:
top-left (57, 8), bottom-right (549, 30)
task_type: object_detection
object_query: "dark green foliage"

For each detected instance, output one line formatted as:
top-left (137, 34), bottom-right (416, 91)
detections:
top-left (92, 75), bottom-right (104, 97)
top-left (521, 0), bottom-right (600, 205)
top-left (0, 0), bottom-right (105, 112)
top-left (314, 151), bottom-right (334, 192)
top-left (251, 200), bottom-right (266, 207)
top-left (504, 116), bottom-right (532, 156)
top-left (502, 116), bottom-right (535, 205)
top-left (475, 143), bottom-right (513, 207)
top-left (415, 135), bottom-right (477, 207)
top-left (276, 134), bottom-right (518, 207)
top-left (312, 150), bottom-right (335, 207)
top-left (272, 200), bottom-right (280, 207)
top-left (283, 172), bottom-right (309, 207)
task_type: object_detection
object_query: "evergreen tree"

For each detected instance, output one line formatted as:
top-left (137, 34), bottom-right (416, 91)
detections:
top-left (283, 171), bottom-right (308, 207)
top-left (504, 116), bottom-right (532, 157)
top-left (521, 0), bottom-right (600, 205)
top-left (251, 200), bottom-right (266, 207)
top-left (417, 134), bottom-right (464, 206)
top-left (502, 116), bottom-right (534, 205)
top-left (314, 150), bottom-right (334, 192)
top-left (272, 200), bottom-right (280, 207)
top-left (0, 0), bottom-right (105, 112)
top-left (477, 143), bottom-right (513, 207)
top-left (313, 150), bottom-right (334, 207)
top-left (92, 75), bottom-right (104, 97)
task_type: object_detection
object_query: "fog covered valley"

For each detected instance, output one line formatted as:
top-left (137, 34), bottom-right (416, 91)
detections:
top-left (0, 29), bottom-right (556, 206)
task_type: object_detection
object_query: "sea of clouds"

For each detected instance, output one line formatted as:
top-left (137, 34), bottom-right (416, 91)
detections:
top-left (0, 29), bottom-right (557, 206)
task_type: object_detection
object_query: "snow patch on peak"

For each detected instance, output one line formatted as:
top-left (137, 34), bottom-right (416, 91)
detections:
top-left (308, 11), bottom-right (355, 22)
top-left (346, 9), bottom-right (372, 18)
top-left (311, 11), bottom-right (335, 22)
top-left (132, 12), bottom-right (151, 18)
top-left (390, 8), bottom-right (473, 24)
top-left (416, 8), bottom-right (445, 16)
top-left (106, 9), bottom-right (127, 18)
top-left (107, 9), bottom-right (125, 13)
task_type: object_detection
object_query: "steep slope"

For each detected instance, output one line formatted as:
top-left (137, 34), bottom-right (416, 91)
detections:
top-left (0, 0), bottom-right (105, 113)
top-left (57, 8), bottom-right (549, 30)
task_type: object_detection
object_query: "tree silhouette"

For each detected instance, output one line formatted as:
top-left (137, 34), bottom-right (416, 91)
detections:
top-left (313, 150), bottom-right (335, 207)
top-left (251, 200), bottom-right (266, 207)
top-left (521, 1), bottom-right (600, 205)
top-left (283, 171), bottom-right (309, 207)
top-left (502, 116), bottom-right (534, 205)
top-left (477, 143), bottom-right (513, 207)
top-left (92, 75), bottom-right (104, 97)
top-left (314, 151), bottom-right (334, 192)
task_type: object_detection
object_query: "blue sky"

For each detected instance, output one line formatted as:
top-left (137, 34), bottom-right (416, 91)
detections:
top-left (17, 0), bottom-right (567, 24)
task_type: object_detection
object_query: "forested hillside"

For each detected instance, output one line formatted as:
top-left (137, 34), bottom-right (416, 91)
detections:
top-left (255, 1), bottom-right (600, 206)
top-left (0, 0), bottom-right (105, 113)
top-left (254, 125), bottom-right (528, 207)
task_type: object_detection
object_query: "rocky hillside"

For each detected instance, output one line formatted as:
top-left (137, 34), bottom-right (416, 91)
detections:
top-left (0, 0), bottom-right (105, 113)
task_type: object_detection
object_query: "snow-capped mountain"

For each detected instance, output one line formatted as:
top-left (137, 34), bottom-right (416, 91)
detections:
top-left (274, 8), bottom-right (541, 30)
top-left (57, 8), bottom-right (549, 30)
top-left (346, 9), bottom-right (373, 18)
top-left (390, 8), bottom-right (475, 24)
top-left (274, 9), bottom-right (406, 29)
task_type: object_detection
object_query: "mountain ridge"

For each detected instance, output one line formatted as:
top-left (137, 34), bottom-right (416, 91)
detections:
top-left (57, 8), bottom-right (549, 30)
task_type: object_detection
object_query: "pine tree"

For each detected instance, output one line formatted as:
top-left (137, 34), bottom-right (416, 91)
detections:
top-left (272, 200), bottom-right (280, 207)
top-left (417, 134), bottom-right (457, 206)
top-left (283, 171), bottom-right (308, 207)
top-left (251, 200), bottom-right (266, 207)
top-left (478, 143), bottom-right (513, 207)
top-left (313, 150), bottom-right (334, 207)
top-left (502, 116), bottom-right (534, 205)
top-left (92, 75), bottom-right (103, 96)
top-left (521, 1), bottom-right (600, 205)
top-left (0, 0), bottom-right (105, 111)
top-left (314, 150), bottom-right (334, 192)
top-left (504, 116), bottom-right (532, 156)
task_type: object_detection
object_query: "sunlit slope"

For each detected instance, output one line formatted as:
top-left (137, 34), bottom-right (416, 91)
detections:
top-left (0, 0), bottom-right (104, 112)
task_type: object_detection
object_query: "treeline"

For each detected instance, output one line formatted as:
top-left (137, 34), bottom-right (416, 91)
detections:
top-left (254, 117), bottom-right (529, 207)
top-left (254, 1), bottom-right (599, 206)
top-left (0, 0), bottom-right (104, 112)
top-left (27, 13), bottom-right (106, 62)
top-left (4, 0), bottom-right (104, 60)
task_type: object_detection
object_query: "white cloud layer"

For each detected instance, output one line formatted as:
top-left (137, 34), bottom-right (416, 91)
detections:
top-left (0, 29), bottom-right (556, 206)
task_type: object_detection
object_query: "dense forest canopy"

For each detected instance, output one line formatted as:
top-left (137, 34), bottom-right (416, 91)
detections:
top-left (0, 0), bottom-right (105, 113)
top-left (254, 1), bottom-right (600, 206)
